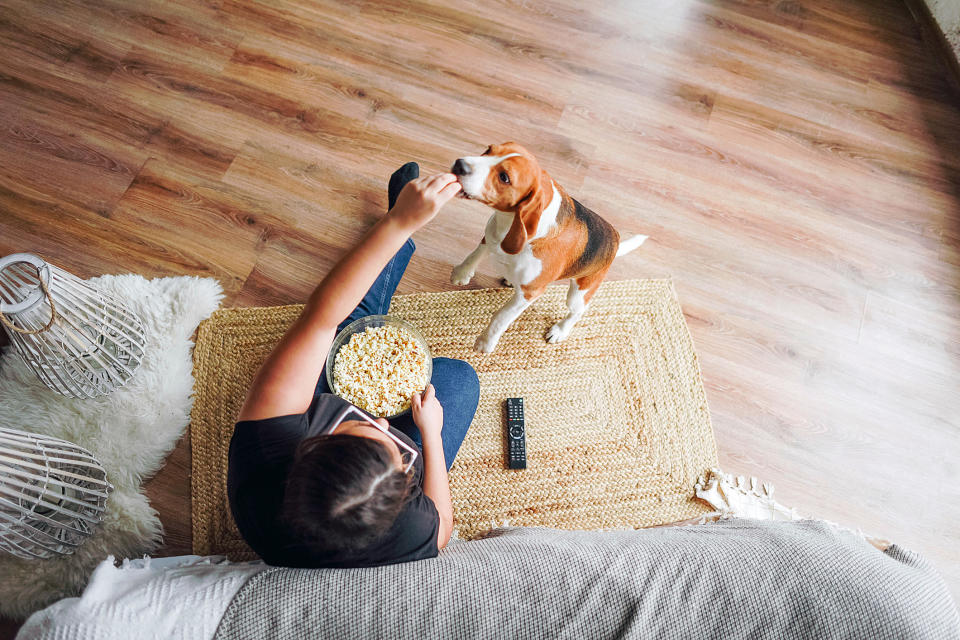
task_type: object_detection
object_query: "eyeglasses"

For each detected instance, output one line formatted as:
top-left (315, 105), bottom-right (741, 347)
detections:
top-left (324, 406), bottom-right (418, 474)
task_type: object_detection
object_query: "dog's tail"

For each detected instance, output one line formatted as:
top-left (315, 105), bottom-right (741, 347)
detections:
top-left (616, 234), bottom-right (648, 258)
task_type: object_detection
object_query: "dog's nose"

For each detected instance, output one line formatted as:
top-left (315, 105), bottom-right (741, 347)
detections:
top-left (451, 158), bottom-right (468, 176)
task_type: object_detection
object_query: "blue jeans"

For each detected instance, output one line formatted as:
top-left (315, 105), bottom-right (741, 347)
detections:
top-left (314, 238), bottom-right (480, 470)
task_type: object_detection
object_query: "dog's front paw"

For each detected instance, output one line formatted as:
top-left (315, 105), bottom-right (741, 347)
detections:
top-left (546, 322), bottom-right (571, 344)
top-left (474, 332), bottom-right (499, 353)
top-left (450, 265), bottom-right (474, 286)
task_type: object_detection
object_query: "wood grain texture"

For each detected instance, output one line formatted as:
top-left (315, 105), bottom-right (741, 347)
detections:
top-left (1, 0), bottom-right (960, 631)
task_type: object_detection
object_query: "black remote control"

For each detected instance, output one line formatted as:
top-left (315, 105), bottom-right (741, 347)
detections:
top-left (505, 397), bottom-right (526, 469)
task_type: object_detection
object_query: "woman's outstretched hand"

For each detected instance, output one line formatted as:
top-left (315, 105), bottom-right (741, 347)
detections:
top-left (411, 383), bottom-right (444, 439)
top-left (388, 173), bottom-right (461, 230)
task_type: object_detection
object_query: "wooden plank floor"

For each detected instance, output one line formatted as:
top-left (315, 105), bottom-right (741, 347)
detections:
top-left (1, 0), bottom-right (959, 626)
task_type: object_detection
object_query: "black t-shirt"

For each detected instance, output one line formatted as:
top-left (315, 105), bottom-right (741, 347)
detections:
top-left (227, 393), bottom-right (440, 568)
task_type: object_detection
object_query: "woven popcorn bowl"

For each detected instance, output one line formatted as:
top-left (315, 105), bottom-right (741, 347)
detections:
top-left (326, 315), bottom-right (433, 419)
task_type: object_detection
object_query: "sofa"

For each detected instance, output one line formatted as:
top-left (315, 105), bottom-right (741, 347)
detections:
top-left (17, 519), bottom-right (960, 640)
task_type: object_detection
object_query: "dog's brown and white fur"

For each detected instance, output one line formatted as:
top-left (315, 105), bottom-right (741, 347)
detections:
top-left (450, 142), bottom-right (647, 353)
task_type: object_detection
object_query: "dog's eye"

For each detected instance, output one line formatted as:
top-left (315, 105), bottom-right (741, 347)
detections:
top-left (499, 171), bottom-right (510, 184)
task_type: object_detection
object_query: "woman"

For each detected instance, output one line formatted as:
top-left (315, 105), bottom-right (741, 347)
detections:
top-left (227, 163), bottom-right (477, 568)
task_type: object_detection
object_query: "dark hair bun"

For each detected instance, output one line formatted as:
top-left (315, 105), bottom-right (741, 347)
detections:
top-left (281, 434), bottom-right (411, 552)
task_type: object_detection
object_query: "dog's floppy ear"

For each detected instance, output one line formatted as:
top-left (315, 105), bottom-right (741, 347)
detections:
top-left (500, 212), bottom-right (534, 255)
top-left (501, 173), bottom-right (548, 255)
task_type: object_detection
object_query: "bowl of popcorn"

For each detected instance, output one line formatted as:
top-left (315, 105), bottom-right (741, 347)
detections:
top-left (326, 315), bottom-right (432, 419)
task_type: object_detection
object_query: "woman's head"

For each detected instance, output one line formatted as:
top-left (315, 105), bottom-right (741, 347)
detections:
top-left (282, 421), bottom-right (412, 552)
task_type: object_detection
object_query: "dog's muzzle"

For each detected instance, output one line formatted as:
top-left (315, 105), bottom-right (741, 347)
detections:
top-left (451, 158), bottom-right (472, 198)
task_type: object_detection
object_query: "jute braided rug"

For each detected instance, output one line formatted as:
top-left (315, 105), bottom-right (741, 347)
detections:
top-left (191, 279), bottom-right (717, 559)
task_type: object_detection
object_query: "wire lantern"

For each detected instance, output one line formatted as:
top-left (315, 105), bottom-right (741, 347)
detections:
top-left (0, 253), bottom-right (146, 399)
top-left (0, 427), bottom-right (112, 559)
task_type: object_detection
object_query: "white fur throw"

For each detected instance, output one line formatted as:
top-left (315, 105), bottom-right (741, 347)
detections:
top-left (0, 274), bottom-right (223, 620)
top-left (17, 555), bottom-right (267, 640)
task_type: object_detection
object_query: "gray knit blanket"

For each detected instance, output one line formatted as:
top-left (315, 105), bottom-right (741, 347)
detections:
top-left (213, 519), bottom-right (959, 639)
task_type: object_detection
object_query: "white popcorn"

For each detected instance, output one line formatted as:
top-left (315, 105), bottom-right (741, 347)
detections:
top-left (332, 325), bottom-right (430, 417)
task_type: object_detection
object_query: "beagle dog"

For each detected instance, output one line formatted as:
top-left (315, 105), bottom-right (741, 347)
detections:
top-left (450, 142), bottom-right (647, 353)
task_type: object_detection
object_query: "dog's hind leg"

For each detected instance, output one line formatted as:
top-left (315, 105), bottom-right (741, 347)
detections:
top-left (546, 271), bottom-right (607, 343)
top-left (546, 280), bottom-right (586, 343)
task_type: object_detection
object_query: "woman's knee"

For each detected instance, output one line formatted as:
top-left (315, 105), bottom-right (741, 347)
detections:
top-left (431, 358), bottom-right (480, 420)
top-left (432, 358), bottom-right (479, 394)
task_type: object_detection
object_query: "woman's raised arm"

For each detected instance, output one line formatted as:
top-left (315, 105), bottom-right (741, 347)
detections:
top-left (237, 173), bottom-right (461, 422)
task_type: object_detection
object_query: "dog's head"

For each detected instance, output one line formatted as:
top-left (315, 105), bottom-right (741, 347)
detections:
top-left (451, 142), bottom-right (551, 254)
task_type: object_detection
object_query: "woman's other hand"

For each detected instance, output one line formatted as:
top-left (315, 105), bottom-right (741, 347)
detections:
top-left (411, 383), bottom-right (443, 439)
top-left (412, 383), bottom-right (452, 549)
top-left (388, 173), bottom-right (461, 230)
